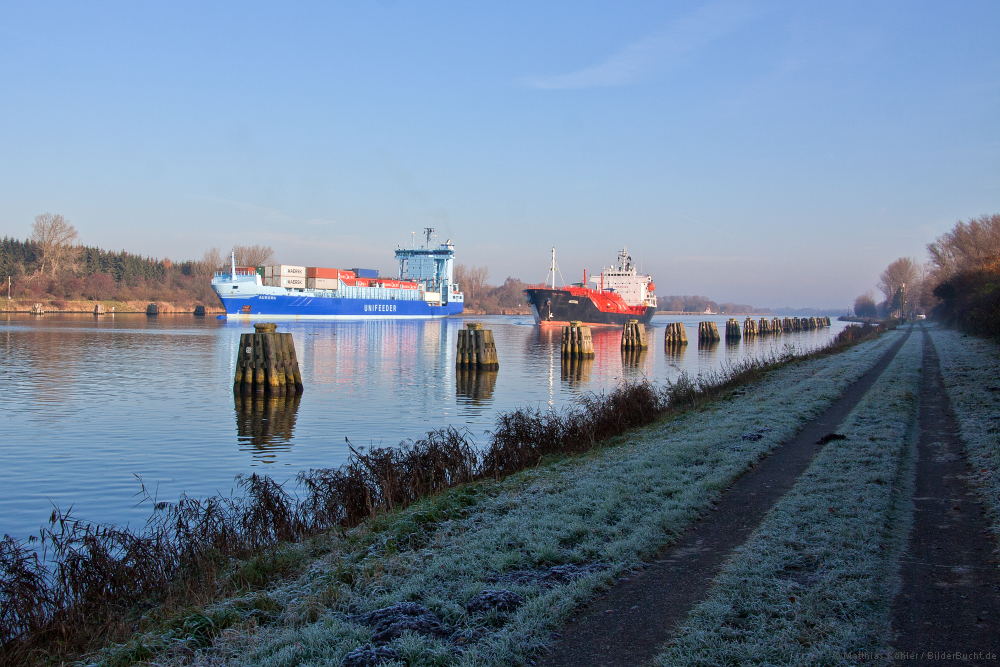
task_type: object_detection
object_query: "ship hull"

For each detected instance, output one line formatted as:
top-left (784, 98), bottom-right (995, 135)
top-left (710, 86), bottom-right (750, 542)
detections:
top-left (524, 288), bottom-right (654, 326)
top-left (216, 293), bottom-right (463, 319)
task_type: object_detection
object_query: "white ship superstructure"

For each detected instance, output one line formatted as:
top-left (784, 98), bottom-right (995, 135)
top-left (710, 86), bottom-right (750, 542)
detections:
top-left (588, 247), bottom-right (657, 309)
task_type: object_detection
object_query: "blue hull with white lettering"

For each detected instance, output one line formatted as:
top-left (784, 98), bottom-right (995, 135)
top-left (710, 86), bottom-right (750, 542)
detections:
top-left (217, 293), bottom-right (463, 319)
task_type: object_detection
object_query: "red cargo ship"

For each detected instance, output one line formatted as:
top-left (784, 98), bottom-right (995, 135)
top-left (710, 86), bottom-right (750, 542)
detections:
top-left (523, 247), bottom-right (657, 326)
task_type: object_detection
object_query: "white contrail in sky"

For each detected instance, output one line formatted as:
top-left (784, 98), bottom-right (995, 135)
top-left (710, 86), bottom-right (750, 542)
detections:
top-left (520, 2), bottom-right (761, 90)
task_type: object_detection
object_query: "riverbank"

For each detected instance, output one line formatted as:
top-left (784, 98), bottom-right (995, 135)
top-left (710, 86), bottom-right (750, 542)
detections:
top-left (0, 298), bottom-right (224, 314)
top-left (76, 327), bottom-right (915, 666)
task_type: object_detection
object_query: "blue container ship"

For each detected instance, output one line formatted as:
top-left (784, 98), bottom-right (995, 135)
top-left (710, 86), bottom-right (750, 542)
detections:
top-left (212, 229), bottom-right (464, 319)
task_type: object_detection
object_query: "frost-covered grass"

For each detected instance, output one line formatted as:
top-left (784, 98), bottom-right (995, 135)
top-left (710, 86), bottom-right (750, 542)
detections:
top-left (925, 324), bottom-right (1000, 551)
top-left (97, 331), bottom-right (905, 667)
top-left (654, 330), bottom-right (922, 666)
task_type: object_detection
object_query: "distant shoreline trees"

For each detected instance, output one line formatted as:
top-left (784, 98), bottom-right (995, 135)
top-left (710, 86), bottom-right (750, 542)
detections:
top-left (1, 213), bottom-right (277, 307)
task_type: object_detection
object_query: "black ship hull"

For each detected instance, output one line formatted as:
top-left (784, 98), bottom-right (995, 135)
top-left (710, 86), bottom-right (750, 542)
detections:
top-left (524, 288), bottom-right (655, 326)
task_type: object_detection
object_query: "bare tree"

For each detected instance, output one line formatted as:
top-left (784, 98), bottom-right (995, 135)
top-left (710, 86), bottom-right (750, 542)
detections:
top-left (453, 263), bottom-right (489, 300)
top-left (877, 257), bottom-right (920, 300)
top-left (197, 247), bottom-right (224, 276)
top-left (233, 244), bottom-right (274, 267)
top-left (31, 213), bottom-right (79, 276)
top-left (854, 290), bottom-right (878, 318)
top-left (927, 214), bottom-right (1000, 278)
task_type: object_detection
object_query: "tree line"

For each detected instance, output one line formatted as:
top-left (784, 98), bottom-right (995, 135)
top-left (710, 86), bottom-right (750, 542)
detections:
top-left (1, 213), bottom-right (273, 306)
top-left (854, 213), bottom-right (1000, 338)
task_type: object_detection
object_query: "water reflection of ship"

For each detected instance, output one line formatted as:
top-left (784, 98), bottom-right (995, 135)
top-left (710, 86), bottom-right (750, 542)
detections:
top-left (456, 368), bottom-right (497, 404)
top-left (234, 393), bottom-right (302, 460)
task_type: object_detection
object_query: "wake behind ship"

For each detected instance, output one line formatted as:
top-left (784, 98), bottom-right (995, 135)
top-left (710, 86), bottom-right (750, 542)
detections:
top-left (524, 247), bottom-right (656, 325)
top-left (212, 229), bottom-right (464, 319)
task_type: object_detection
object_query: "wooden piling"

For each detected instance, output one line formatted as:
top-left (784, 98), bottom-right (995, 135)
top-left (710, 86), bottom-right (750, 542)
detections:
top-left (725, 318), bottom-right (742, 341)
top-left (233, 324), bottom-right (304, 395)
top-left (621, 319), bottom-right (647, 351)
top-left (772, 317), bottom-right (781, 334)
top-left (562, 321), bottom-right (595, 358)
top-left (94, 303), bottom-right (105, 316)
top-left (30, 303), bottom-right (44, 315)
top-left (194, 305), bottom-right (206, 316)
top-left (663, 322), bottom-right (688, 348)
top-left (698, 321), bottom-right (721, 342)
top-left (146, 303), bottom-right (158, 316)
top-left (457, 322), bottom-right (499, 371)
top-left (743, 317), bottom-right (757, 338)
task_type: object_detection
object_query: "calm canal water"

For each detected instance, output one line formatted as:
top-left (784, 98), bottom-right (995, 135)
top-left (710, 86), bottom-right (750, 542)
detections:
top-left (1, 313), bottom-right (848, 540)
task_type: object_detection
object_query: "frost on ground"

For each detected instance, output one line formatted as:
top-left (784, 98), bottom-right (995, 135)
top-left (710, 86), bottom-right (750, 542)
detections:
top-left (926, 324), bottom-right (1000, 551)
top-left (102, 332), bottom-right (904, 667)
top-left (655, 330), bottom-right (922, 667)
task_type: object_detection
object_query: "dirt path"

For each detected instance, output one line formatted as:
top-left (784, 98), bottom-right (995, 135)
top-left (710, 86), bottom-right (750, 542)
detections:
top-left (537, 328), bottom-right (914, 667)
top-left (890, 327), bottom-right (1000, 663)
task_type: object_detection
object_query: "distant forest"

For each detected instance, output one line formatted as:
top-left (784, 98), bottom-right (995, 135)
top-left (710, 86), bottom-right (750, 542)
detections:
top-left (0, 235), bottom-right (222, 306)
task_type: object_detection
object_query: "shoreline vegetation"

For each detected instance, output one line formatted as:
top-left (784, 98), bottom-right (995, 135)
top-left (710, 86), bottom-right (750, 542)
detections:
top-left (0, 321), bottom-right (891, 666)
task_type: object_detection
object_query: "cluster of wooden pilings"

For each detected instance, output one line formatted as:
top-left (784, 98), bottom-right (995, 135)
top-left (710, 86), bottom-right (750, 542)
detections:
top-left (621, 320), bottom-right (648, 351)
top-left (456, 322), bottom-right (500, 370)
top-left (234, 323), bottom-right (304, 395)
top-left (663, 322), bottom-right (688, 348)
top-left (698, 321), bottom-right (721, 342)
top-left (562, 321), bottom-right (595, 358)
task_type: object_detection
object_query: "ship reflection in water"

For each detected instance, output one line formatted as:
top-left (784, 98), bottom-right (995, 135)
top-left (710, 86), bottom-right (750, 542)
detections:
top-left (456, 368), bottom-right (498, 404)
top-left (234, 393), bottom-right (302, 463)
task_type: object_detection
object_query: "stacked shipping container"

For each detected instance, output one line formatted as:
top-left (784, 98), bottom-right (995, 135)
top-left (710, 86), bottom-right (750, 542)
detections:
top-left (264, 265), bottom-right (307, 289)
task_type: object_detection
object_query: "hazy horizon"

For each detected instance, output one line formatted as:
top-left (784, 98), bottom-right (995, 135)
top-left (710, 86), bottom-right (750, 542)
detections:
top-left (2, 1), bottom-right (997, 309)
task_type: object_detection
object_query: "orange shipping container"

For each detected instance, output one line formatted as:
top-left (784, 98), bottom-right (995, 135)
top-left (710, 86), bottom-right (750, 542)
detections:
top-left (307, 267), bottom-right (342, 279)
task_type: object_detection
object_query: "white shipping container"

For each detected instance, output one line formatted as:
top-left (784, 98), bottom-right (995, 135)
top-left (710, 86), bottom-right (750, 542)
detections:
top-left (272, 265), bottom-right (306, 277)
top-left (306, 278), bottom-right (339, 289)
top-left (264, 265), bottom-right (273, 278)
top-left (267, 276), bottom-right (306, 288)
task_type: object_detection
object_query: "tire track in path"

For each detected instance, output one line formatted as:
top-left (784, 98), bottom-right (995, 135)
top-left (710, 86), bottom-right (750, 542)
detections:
top-left (538, 328), bottom-right (913, 667)
top-left (890, 327), bottom-right (1000, 663)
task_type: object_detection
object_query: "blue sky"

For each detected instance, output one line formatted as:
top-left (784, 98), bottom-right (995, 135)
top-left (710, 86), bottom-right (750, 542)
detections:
top-left (1, 1), bottom-right (997, 308)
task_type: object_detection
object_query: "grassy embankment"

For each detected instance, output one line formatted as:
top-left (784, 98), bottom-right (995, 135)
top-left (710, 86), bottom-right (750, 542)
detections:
top-left (27, 325), bottom-right (903, 667)
top-left (926, 325), bottom-right (1000, 553)
top-left (656, 328), bottom-right (922, 665)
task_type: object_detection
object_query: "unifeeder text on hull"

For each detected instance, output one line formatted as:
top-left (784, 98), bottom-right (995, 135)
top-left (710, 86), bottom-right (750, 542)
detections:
top-left (211, 228), bottom-right (465, 319)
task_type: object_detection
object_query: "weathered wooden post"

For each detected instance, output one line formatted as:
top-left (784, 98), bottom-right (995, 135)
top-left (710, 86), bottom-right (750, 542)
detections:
top-left (234, 323), bottom-right (303, 396)
top-left (621, 319), bottom-right (647, 351)
top-left (94, 303), bottom-right (105, 316)
top-left (146, 303), bottom-right (158, 316)
top-left (725, 318), bottom-right (742, 341)
top-left (663, 322), bottom-right (688, 348)
top-left (562, 321), bottom-right (595, 358)
top-left (772, 317), bottom-right (782, 334)
top-left (743, 317), bottom-right (757, 338)
top-left (194, 305), bottom-right (206, 316)
top-left (30, 303), bottom-right (44, 315)
top-left (457, 322), bottom-right (499, 371)
top-left (698, 321), bottom-right (721, 343)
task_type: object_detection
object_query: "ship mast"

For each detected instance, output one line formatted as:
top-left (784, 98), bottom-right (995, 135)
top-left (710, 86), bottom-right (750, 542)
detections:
top-left (550, 248), bottom-right (556, 289)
